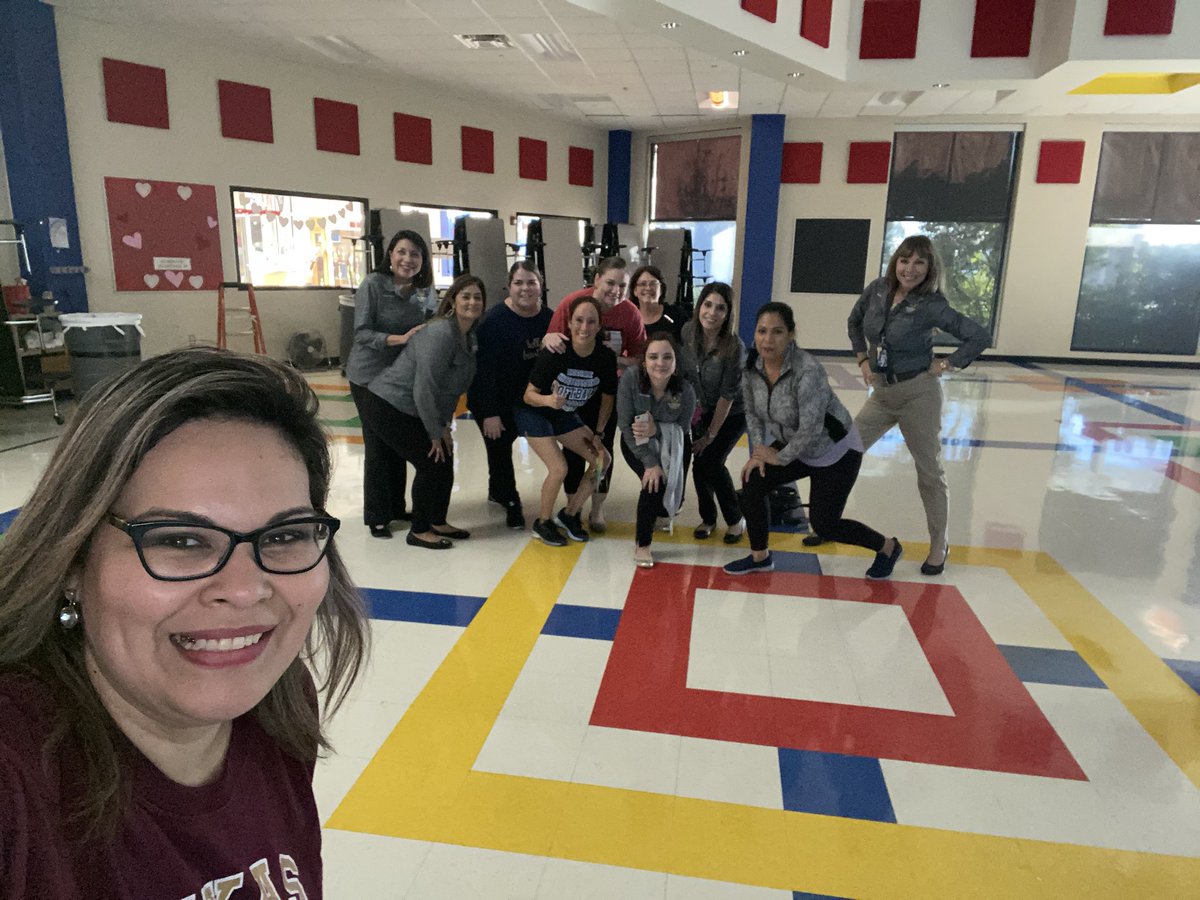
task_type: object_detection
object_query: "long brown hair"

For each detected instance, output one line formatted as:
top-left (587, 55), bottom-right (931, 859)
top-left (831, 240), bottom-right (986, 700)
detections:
top-left (687, 281), bottom-right (739, 360)
top-left (884, 235), bottom-right (941, 295)
top-left (0, 347), bottom-right (368, 841)
top-left (435, 273), bottom-right (487, 318)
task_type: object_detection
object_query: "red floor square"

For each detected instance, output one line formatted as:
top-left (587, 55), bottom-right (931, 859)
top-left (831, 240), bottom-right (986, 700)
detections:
top-left (590, 564), bottom-right (1085, 780)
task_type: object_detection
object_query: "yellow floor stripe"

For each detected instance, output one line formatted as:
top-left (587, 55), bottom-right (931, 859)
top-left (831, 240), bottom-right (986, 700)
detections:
top-left (327, 533), bottom-right (1200, 897)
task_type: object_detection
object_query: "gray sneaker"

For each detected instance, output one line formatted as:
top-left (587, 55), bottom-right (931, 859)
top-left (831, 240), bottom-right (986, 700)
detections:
top-left (554, 507), bottom-right (590, 543)
top-left (723, 553), bottom-right (774, 575)
top-left (532, 518), bottom-right (568, 547)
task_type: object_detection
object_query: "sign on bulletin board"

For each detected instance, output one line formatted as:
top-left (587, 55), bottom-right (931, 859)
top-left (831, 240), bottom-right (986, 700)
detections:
top-left (104, 177), bottom-right (223, 291)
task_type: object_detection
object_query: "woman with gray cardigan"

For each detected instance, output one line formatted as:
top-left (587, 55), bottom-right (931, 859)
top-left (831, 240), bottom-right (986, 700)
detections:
top-left (363, 274), bottom-right (484, 549)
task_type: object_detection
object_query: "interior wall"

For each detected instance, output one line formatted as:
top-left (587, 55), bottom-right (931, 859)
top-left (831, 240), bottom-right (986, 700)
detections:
top-left (53, 11), bottom-right (607, 358)
top-left (772, 115), bottom-right (1200, 362)
top-left (0, 127), bottom-right (16, 284)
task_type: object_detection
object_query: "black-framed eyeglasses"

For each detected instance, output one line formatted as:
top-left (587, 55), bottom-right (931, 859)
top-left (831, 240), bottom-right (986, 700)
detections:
top-left (105, 513), bottom-right (340, 582)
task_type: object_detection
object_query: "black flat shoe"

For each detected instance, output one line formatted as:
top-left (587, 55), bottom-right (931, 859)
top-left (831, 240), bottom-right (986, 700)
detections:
top-left (802, 534), bottom-right (825, 547)
top-left (921, 547), bottom-right (948, 576)
top-left (406, 533), bottom-right (452, 550)
top-left (369, 524), bottom-right (392, 539)
top-left (866, 539), bottom-right (903, 580)
top-left (432, 527), bottom-right (471, 540)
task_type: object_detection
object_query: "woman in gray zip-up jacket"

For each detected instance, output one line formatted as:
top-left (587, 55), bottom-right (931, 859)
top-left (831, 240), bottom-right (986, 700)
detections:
top-left (362, 275), bottom-right (483, 550)
top-left (724, 303), bottom-right (901, 579)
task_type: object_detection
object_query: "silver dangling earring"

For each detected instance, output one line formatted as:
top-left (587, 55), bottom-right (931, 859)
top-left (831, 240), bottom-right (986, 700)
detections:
top-left (59, 589), bottom-right (80, 630)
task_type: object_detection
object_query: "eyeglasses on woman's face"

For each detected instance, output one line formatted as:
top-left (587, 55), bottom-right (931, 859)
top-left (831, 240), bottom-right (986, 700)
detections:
top-left (105, 512), bottom-right (340, 582)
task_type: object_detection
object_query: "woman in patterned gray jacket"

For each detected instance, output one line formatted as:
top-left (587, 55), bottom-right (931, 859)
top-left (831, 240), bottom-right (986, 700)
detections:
top-left (724, 303), bottom-right (902, 579)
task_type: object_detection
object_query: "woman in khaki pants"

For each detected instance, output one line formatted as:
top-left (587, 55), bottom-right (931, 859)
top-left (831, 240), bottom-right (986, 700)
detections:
top-left (847, 235), bottom-right (988, 576)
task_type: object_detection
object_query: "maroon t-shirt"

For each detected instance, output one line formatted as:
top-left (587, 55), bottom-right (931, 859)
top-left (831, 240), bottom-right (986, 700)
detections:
top-left (0, 674), bottom-right (323, 899)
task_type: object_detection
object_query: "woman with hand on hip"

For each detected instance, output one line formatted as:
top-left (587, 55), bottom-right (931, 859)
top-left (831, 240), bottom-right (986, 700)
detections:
top-left (364, 274), bottom-right (484, 550)
top-left (518, 294), bottom-right (618, 547)
top-left (847, 235), bottom-right (988, 576)
top-left (617, 333), bottom-right (697, 568)
top-left (345, 230), bottom-right (437, 539)
top-left (725, 303), bottom-right (901, 579)
top-left (679, 281), bottom-right (746, 545)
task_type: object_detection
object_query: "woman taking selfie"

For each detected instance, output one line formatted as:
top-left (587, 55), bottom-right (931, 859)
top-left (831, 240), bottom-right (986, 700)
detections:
top-left (617, 333), bottom-right (696, 568)
top-left (518, 294), bottom-right (618, 547)
top-left (0, 347), bottom-right (367, 897)
top-left (725, 302), bottom-right (901, 580)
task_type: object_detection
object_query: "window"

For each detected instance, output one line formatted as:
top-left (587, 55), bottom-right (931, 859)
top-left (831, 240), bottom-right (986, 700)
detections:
top-left (231, 188), bottom-right (367, 289)
top-left (1072, 132), bottom-right (1200, 355)
top-left (881, 131), bottom-right (1022, 342)
top-left (395, 203), bottom-right (498, 288)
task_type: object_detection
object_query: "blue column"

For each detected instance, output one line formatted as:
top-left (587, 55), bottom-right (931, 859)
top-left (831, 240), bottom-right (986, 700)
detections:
top-left (0, 0), bottom-right (88, 311)
top-left (738, 114), bottom-right (784, 346)
top-left (607, 130), bottom-right (632, 224)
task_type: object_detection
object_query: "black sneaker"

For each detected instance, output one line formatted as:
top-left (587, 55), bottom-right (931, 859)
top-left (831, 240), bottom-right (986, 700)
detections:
top-left (723, 553), bottom-right (773, 575)
top-left (504, 501), bottom-right (526, 530)
top-left (866, 539), bottom-right (903, 580)
top-left (554, 507), bottom-right (589, 543)
top-left (531, 518), bottom-right (568, 547)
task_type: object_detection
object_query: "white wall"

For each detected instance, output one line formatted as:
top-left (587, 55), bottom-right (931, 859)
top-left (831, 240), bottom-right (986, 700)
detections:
top-left (54, 11), bottom-right (607, 358)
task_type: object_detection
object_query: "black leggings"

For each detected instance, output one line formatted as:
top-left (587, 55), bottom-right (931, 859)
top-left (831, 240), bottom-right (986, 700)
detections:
top-left (620, 437), bottom-right (691, 547)
top-left (740, 449), bottom-right (884, 554)
top-left (564, 396), bottom-right (616, 497)
top-left (350, 381), bottom-right (408, 526)
top-left (357, 389), bottom-right (454, 534)
top-left (692, 411), bottom-right (745, 527)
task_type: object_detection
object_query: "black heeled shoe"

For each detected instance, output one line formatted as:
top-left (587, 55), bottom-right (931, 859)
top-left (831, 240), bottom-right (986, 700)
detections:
top-left (921, 546), bottom-right (948, 576)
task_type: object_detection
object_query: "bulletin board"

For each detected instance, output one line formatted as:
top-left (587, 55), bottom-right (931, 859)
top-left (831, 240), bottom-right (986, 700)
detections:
top-left (104, 177), bottom-right (223, 291)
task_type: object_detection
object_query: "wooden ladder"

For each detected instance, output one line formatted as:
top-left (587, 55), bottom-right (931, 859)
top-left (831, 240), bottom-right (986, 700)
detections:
top-left (216, 282), bottom-right (267, 354)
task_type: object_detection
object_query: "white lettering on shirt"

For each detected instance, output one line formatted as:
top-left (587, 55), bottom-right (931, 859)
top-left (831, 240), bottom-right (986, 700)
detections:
top-left (555, 367), bottom-right (601, 412)
top-left (248, 857), bottom-right (283, 899)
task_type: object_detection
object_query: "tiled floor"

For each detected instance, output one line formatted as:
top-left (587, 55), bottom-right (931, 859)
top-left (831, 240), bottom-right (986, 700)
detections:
top-left (3, 357), bottom-right (1199, 898)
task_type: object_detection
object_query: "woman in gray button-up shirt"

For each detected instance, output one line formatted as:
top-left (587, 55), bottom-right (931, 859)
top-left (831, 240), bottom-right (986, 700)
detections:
top-left (846, 234), bottom-right (988, 576)
top-left (345, 230), bottom-right (438, 538)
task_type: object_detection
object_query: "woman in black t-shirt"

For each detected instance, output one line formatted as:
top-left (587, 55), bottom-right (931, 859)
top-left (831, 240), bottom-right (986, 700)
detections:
top-left (517, 294), bottom-right (618, 547)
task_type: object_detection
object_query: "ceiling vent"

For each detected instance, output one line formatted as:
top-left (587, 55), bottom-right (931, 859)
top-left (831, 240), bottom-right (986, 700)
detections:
top-left (511, 33), bottom-right (582, 63)
top-left (454, 34), bottom-right (513, 50)
top-left (297, 36), bottom-right (378, 65)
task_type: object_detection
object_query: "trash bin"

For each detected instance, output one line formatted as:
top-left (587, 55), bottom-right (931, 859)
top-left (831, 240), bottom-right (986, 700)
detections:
top-left (338, 294), bottom-right (355, 375)
top-left (60, 313), bottom-right (144, 399)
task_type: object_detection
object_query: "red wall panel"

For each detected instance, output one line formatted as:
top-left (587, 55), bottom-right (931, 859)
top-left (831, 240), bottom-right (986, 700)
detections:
top-left (102, 58), bottom-right (169, 129)
top-left (461, 126), bottom-right (495, 173)
top-left (218, 80), bottom-right (273, 143)
top-left (1104, 0), bottom-right (1175, 35)
top-left (394, 113), bottom-right (432, 165)
top-left (519, 137), bottom-right (548, 181)
top-left (781, 142), bottom-right (823, 183)
top-left (801, 0), bottom-right (833, 48)
top-left (313, 98), bottom-right (360, 155)
top-left (860, 0), bottom-right (921, 59)
top-left (971, 0), bottom-right (1035, 58)
top-left (741, 0), bottom-right (778, 23)
top-left (569, 146), bottom-right (594, 187)
top-left (1036, 141), bottom-right (1086, 184)
top-left (846, 141), bottom-right (892, 183)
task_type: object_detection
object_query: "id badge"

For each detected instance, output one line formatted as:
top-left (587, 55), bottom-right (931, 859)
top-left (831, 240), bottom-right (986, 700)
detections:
top-left (875, 344), bottom-right (888, 370)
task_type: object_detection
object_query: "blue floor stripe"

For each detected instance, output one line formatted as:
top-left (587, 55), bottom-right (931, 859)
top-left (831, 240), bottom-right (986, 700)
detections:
top-left (359, 586), bottom-right (485, 627)
top-left (0, 507), bottom-right (18, 536)
top-left (793, 892), bottom-right (852, 900)
top-left (778, 747), bottom-right (896, 823)
top-left (541, 603), bottom-right (622, 641)
top-left (1013, 360), bottom-right (1196, 428)
top-left (1165, 659), bottom-right (1200, 697)
top-left (997, 645), bottom-right (1106, 688)
top-left (770, 550), bottom-right (824, 574)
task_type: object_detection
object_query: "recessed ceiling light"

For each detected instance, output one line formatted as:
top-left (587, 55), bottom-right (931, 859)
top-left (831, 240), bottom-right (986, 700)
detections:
top-left (788, 72), bottom-right (804, 78)
top-left (932, 82), bottom-right (950, 88)
top-left (733, 49), bottom-right (748, 56)
top-left (662, 21), bottom-right (678, 29)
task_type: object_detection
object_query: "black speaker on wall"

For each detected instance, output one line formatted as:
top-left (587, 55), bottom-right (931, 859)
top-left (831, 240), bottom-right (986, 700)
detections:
top-left (790, 218), bottom-right (871, 294)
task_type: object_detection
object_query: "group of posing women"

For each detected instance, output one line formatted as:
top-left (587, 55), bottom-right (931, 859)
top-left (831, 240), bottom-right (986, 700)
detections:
top-left (345, 231), bottom-right (987, 578)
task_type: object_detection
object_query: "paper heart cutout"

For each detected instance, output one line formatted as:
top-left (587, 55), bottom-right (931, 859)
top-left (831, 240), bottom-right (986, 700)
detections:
top-left (177, 185), bottom-right (193, 200)
top-left (188, 275), bottom-right (204, 289)
top-left (207, 216), bottom-right (218, 229)
top-left (135, 182), bottom-right (152, 198)
top-left (143, 274), bottom-right (160, 288)
top-left (121, 232), bottom-right (143, 249)
top-left (164, 271), bottom-right (184, 288)
top-left (279, 217), bottom-right (290, 226)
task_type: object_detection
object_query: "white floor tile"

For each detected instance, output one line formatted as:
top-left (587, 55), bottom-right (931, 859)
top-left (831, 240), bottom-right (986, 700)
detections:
top-left (474, 716), bottom-right (590, 782)
top-left (406, 844), bottom-right (546, 899)
top-left (322, 832), bottom-right (431, 900)
top-left (674, 736), bottom-right (784, 809)
top-left (535, 858), bottom-right (666, 899)
top-left (572, 726), bottom-right (682, 795)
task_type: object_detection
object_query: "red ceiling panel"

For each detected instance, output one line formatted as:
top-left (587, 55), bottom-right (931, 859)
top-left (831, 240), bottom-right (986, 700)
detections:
top-left (394, 113), bottom-right (432, 165)
top-left (568, 146), bottom-right (594, 186)
top-left (313, 98), bottom-right (360, 155)
top-left (519, 137), bottom-right (548, 181)
top-left (102, 58), bottom-right (169, 129)
top-left (859, 0), bottom-right (921, 60)
top-left (801, 0), bottom-right (833, 48)
top-left (971, 0), bottom-right (1035, 58)
top-left (741, 0), bottom-right (778, 23)
top-left (1036, 141), bottom-right (1086, 184)
top-left (781, 142), bottom-right (823, 183)
top-left (218, 80), bottom-right (273, 143)
top-left (1104, 0), bottom-right (1175, 35)
top-left (846, 141), bottom-right (892, 183)
top-left (461, 126), bottom-right (495, 173)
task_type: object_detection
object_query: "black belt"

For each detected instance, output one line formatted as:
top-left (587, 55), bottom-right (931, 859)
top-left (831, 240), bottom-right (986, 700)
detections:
top-left (881, 369), bottom-right (925, 385)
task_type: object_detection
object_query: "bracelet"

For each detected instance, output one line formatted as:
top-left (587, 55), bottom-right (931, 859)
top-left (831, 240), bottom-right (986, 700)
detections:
top-left (858, 358), bottom-right (869, 367)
